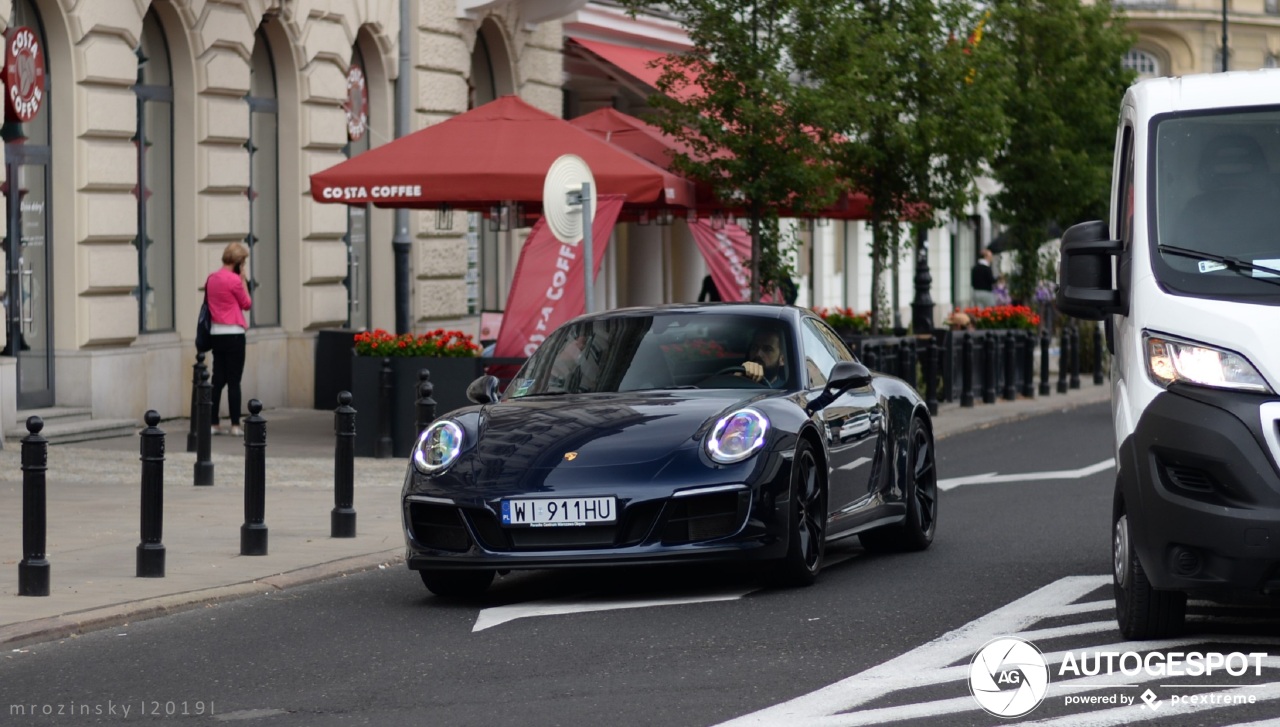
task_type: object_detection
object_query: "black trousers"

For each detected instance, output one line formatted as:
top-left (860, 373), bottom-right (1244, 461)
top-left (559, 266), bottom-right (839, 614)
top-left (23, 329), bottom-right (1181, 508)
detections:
top-left (210, 333), bottom-right (246, 426)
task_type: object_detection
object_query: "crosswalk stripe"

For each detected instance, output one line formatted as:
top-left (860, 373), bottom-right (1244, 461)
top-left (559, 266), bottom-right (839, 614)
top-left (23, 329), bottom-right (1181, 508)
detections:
top-left (717, 575), bottom-right (1280, 726)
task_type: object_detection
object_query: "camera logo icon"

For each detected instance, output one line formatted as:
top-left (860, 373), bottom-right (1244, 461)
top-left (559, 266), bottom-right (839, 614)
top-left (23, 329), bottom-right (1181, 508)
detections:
top-left (969, 637), bottom-right (1050, 718)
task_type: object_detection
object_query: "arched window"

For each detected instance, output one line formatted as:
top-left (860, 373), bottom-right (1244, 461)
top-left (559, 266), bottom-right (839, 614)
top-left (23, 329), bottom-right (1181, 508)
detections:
top-left (344, 45), bottom-right (371, 330)
top-left (1122, 49), bottom-right (1161, 79)
top-left (470, 21), bottom-right (514, 316)
top-left (247, 28), bottom-right (279, 327)
top-left (134, 9), bottom-right (174, 332)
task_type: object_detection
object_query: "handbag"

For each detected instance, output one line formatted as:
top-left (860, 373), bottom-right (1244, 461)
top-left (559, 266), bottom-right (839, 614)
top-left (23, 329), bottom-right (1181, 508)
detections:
top-left (195, 291), bottom-right (213, 352)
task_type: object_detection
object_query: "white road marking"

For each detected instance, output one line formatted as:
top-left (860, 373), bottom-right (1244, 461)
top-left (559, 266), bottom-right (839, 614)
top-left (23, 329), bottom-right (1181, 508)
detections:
top-left (837, 457), bottom-right (872, 471)
top-left (716, 575), bottom-right (1280, 726)
top-left (937, 458), bottom-right (1115, 491)
top-left (472, 587), bottom-right (757, 632)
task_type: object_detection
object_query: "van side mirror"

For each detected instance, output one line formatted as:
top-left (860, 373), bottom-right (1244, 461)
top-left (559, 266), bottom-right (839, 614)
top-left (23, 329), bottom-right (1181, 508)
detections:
top-left (466, 375), bottom-right (501, 405)
top-left (1056, 220), bottom-right (1126, 320)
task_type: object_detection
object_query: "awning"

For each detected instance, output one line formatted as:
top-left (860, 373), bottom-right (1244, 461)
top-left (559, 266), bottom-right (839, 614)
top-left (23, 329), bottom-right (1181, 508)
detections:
top-left (566, 36), bottom-right (701, 101)
top-left (309, 95), bottom-right (695, 210)
top-left (569, 107), bottom-right (872, 220)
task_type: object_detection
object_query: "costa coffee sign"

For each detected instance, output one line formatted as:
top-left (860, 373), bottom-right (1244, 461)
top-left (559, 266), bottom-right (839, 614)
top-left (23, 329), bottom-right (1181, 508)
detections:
top-left (344, 65), bottom-right (368, 141)
top-left (5, 26), bottom-right (45, 123)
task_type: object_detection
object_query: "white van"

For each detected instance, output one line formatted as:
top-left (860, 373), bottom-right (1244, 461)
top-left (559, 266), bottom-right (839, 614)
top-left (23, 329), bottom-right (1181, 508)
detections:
top-left (1057, 70), bottom-right (1280, 639)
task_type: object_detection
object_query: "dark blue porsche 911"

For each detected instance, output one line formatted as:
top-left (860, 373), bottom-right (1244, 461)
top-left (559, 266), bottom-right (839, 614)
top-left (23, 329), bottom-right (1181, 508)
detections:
top-left (401, 304), bottom-right (938, 596)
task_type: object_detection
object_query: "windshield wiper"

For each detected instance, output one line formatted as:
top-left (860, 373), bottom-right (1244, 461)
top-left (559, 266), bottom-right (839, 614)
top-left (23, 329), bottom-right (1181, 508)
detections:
top-left (1158, 244), bottom-right (1280, 286)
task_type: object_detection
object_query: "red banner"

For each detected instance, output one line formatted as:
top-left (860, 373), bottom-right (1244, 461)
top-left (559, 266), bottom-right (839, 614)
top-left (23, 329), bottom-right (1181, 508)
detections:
top-left (494, 195), bottom-right (625, 358)
top-left (688, 219), bottom-right (776, 303)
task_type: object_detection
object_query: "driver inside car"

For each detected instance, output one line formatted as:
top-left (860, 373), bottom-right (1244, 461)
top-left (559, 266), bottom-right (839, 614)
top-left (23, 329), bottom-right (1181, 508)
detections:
top-left (739, 327), bottom-right (787, 387)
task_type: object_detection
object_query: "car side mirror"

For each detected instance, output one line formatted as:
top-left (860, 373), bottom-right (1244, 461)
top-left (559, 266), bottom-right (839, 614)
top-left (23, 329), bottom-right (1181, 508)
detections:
top-left (827, 360), bottom-right (872, 392)
top-left (807, 361), bottom-right (872, 414)
top-left (466, 375), bottom-right (501, 405)
top-left (1056, 220), bottom-right (1127, 320)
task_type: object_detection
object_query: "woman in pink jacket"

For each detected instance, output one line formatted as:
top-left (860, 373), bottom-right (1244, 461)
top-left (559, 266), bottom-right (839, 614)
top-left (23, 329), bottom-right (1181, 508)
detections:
top-left (206, 242), bottom-right (253, 436)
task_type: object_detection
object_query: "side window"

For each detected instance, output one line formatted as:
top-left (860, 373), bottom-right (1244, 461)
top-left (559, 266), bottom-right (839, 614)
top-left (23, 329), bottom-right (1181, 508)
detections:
top-left (1119, 125), bottom-right (1135, 248)
top-left (801, 319), bottom-right (841, 388)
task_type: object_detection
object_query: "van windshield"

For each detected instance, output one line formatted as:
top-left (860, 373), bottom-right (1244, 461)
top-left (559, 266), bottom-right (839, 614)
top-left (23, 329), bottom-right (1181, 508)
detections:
top-left (1152, 108), bottom-right (1280, 302)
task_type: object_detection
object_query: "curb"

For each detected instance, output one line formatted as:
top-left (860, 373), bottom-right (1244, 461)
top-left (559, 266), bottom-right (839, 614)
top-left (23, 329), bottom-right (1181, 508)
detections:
top-left (932, 388), bottom-right (1111, 441)
top-left (0, 549), bottom-right (404, 649)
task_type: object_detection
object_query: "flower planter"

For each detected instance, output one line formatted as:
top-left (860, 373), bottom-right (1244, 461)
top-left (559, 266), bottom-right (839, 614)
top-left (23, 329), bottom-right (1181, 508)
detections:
top-left (349, 355), bottom-right (482, 458)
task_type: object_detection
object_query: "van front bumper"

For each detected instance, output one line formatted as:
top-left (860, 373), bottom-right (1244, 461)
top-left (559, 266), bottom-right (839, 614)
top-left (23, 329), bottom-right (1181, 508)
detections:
top-left (1119, 387), bottom-right (1280, 595)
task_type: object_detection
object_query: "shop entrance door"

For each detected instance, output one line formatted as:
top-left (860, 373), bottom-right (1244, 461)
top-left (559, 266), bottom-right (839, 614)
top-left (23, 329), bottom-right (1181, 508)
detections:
top-left (5, 145), bottom-right (54, 409)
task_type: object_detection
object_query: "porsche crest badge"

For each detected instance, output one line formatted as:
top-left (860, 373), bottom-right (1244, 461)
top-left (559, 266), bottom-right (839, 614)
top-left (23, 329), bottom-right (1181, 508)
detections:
top-left (564, 452), bottom-right (578, 461)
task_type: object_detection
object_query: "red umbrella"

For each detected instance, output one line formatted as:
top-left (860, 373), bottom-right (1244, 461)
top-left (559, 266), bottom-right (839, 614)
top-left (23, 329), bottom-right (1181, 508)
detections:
top-left (309, 95), bottom-right (695, 210)
top-left (569, 107), bottom-right (872, 220)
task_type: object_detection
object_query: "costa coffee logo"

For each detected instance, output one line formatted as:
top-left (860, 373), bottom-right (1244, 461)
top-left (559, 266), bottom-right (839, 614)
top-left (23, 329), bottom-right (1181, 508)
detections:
top-left (344, 65), bottom-right (368, 141)
top-left (5, 26), bottom-right (45, 123)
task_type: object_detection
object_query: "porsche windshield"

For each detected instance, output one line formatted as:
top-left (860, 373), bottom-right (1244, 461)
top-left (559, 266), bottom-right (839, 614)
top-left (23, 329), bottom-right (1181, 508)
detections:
top-left (506, 313), bottom-right (794, 397)
top-left (1152, 108), bottom-right (1280, 300)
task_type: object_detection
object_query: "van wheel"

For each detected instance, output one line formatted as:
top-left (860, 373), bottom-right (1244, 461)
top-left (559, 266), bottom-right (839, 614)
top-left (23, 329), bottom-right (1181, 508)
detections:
top-left (1113, 507), bottom-right (1186, 639)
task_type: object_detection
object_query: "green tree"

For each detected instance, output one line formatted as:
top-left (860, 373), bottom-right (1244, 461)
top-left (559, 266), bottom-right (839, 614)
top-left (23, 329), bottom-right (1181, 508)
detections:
top-left (985, 0), bottom-right (1134, 303)
top-left (620, 0), bottom-right (839, 301)
top-left (796, 0), bottom-right (1006, 332)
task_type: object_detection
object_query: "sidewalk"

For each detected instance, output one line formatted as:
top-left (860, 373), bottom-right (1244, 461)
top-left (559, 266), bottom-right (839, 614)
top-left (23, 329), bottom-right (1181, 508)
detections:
top-left (0, 384), bottom-right (1111, 647)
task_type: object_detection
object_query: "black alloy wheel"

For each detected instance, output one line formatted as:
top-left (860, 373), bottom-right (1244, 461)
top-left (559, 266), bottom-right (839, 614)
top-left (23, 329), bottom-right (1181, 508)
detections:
top-left (860, 416), bottom-right (937, 552)
top-left (419, 568), bottom-right (495, 598)
top-left (1113, 495), bottom-right (1186, 639)
top-left (772, 438), bottom-right (827, 587)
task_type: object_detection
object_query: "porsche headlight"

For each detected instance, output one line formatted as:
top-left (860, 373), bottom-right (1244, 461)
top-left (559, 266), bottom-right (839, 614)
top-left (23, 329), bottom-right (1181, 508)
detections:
top-left (1145, 334), bottom-right (1273, 394)
top-left (413, 420), bottom-right (464, 474)
top-left (706, 408), bottom-right (770, 464)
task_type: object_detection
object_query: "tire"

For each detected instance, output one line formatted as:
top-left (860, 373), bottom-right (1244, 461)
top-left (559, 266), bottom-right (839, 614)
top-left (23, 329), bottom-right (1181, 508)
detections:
top-left (860, 416), bottom-right (937, 553)
top-left (770, 438), bottom-right (827, 587)
top-left (419, 568), bottom-right (495, 598)
top-left (1113, 501), bottom-right (1186, 639)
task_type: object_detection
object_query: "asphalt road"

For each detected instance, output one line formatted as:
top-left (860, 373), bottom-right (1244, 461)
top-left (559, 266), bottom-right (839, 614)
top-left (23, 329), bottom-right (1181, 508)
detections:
top-left (3, 402), bottom-right (1279, 726)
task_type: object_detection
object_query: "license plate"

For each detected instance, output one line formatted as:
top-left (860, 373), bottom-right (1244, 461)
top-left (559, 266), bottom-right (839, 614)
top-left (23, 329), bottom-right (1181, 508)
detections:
top-left (501, 497), bottom-right (616, 527)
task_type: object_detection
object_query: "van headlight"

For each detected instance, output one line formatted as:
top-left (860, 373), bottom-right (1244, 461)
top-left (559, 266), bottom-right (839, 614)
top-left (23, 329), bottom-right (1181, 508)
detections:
top-left (1145, 334), bottom-right (1273, 394)
top-left (412, 420), bottom-right (464, 474)
top-left (706, 408), bottom-right (769, 464)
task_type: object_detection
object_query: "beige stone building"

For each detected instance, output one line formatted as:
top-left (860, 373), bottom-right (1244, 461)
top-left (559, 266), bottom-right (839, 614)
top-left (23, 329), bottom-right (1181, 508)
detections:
top-left (0, 0), bottom-right (579, 441)
top-left (1119, 0), bottom-right (1280, 76)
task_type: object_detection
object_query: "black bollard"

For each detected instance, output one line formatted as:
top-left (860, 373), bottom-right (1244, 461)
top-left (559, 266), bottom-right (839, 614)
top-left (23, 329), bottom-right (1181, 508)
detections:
top-left (1003, 331), bottom-right (1017, 401)
top-left (903, 339), bottom-right (918, 388)
top-left (1057, 327), bottom-right (1069, 394)
top-left (137, 410), bottom-right (166, 578)
top-left (194, 368), bottom-right (214, 486)
top-left (187, 353), bottom-right (207, 453)
top-left (375, 357), bottom-right (393, 459)
top-left (1070, 325), bottom-right (1082, 389)
top-left (982, 333), bottom-right (997, 404)
top-left (416, 368), bottom-right (437, 435)
top-left (1039, 329), bottom-right (1052, 397)
top-left (332, 391), bottom-right (357, 538)
top-left (18, 416), bottom-right (50, 596)
top-left (1093, 324), bottom-right (1105, 385)
top-left (1021, 331), bottom-right (1036, 398)
top-left (924, 336), bottom-right (939, 416)
top-left (960, 332), bottom-right (975, 408)
top-left (240, 399), bottom-right (268, 556)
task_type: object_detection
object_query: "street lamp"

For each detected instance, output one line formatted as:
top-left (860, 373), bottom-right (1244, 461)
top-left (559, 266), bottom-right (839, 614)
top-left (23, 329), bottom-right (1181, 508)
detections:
top-left (1222, 0), bottom-right (1229, 72)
